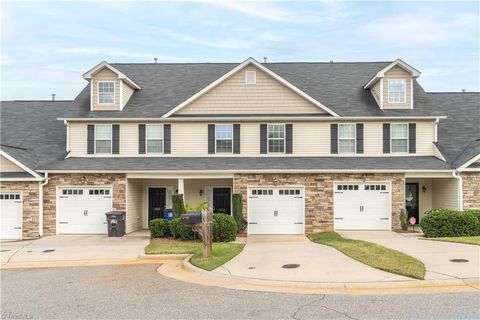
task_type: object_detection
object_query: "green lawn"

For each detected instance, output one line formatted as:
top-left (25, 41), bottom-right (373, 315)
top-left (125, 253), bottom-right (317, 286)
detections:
top-left (423, 236), bottom-right (480, 246)
top-left (145, 242), bottom-right (244, 271)
top-left (309, 232), bottom-right (426, 280)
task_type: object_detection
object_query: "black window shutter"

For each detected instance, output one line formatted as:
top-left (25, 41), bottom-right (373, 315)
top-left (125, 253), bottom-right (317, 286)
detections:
top-left (356, 123), bottom-right (364, 154)
top-left (409, 123), bottom-right (416, 153)
top-left (87, 125), bottom-right (95, 154)
top-left (330, 124), bottom-right (338, 154)
top-left (285, 124), bottom-right (293, 154)
top-left (260, 124), bottom-right (267, 154)
top-left (164, 124), bottom-right (171, 154)
top-left (208, 124), bottom-right (215, 154)
top-left (233, 124), bottom-right (240, 154)
top-left (383, 124), bottom-right (390, 153)
top-left (112, 124), bottom-right (120, 154)
top-left (138, 124), bottom-right (146, 154)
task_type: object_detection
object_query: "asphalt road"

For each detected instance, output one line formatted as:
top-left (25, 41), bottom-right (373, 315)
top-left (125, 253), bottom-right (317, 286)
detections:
top-left (1, 264), bottom-right (479, 320)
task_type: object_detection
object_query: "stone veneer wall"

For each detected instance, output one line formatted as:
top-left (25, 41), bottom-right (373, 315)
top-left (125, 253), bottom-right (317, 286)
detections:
top-left (42, 174), bottom-right (126, 236)
top-left (233, 173), bottom-right (405, 233)
top-left (0, 181), bottom-right (40, 239)
top-left (462, 172), bottom-right (480, 210)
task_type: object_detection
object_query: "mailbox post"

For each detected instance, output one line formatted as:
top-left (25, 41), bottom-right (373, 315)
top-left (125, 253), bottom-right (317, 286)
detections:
top-left (181, 209), bottom-right (213, 258)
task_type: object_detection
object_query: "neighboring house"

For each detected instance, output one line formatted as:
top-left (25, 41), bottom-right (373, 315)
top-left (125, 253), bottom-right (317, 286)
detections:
top-left (1, 57), bottom-right (479, 240)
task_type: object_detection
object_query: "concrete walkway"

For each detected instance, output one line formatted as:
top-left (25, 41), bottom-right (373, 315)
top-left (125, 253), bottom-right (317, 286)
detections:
top-left (1, 230), bottom-right (150, 267)
top-left (214, 235), bottom-right (409, 282)
top-left (339, 231), bottom-right (480, 280)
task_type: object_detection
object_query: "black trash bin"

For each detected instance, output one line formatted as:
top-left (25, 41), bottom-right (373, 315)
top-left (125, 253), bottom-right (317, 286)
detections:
top-left (105, 211), bottom-right (126, 237)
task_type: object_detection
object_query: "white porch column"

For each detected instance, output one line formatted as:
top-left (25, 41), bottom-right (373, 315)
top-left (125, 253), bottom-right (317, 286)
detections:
top-left (178, 178), bottom-right (185, 195)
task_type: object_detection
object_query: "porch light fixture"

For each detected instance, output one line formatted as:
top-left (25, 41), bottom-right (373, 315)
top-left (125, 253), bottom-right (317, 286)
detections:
top-left (199, 189), bottom-right (204, 196)
top-left (422, 186), bottom-right (427, 193)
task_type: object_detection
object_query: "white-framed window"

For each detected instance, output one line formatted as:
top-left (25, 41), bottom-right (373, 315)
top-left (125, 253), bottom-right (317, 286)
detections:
top-left (146, 124), bottom-right (164, 153)
top-left (391, 123), bottom-right (408, 152)
top-left (215, 124), bottom-right (233, 153)
top-left (98, 81), bottom-right (115, 104)
top-left (268, 124), bottom-right (285, 153)
top-left (338, 124), bottom-right (356, 153)
top-left (95, 124), bottom-right (112, 154)
top-left (388, 79), bottom-right (406, 103)
top-left (245, 71), bottom-right (256, 85)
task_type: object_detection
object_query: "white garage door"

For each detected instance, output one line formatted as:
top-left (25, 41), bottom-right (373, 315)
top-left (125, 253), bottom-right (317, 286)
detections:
top-left (334, 182), bottom-right (391, 230)
top-left (58, 187), bottom-right (112, 234)
top-left (248, 187), bottom-right (304, 235)
top-left (0, 192), bottom-right (22, 240)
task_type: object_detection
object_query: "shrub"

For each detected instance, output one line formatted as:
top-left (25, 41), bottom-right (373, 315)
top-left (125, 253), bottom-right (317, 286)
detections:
top-left (172, 194), bottom-right (186, 218)
top-left (464, 210), bottom-right (480, 233)
top-left (420, 209), bottom-right (479, 238)
top-left (149, 218), bottom-right (171, 238)
top-left (232, 193), bottom-right (245, 231)
top-left (212, 214), bottom-right (238, 242)
top-left (169, 218), bottom-right (196, 240)
top-left (400, 209), bottom-right (407, 231)
top-left (185, 202), bottom-right (208, 212)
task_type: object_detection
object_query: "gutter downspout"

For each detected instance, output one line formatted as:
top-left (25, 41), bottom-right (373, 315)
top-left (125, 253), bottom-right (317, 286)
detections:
top-left (452, 171), bottom-right (463, 211)
top-left (39, 173), bottom-right (50, 237)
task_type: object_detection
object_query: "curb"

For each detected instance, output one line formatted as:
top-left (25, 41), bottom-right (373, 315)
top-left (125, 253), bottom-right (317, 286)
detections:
top-left (154, 256), bottom-right (480, 295)
top-left (139, 253), bottom-right (190, 260)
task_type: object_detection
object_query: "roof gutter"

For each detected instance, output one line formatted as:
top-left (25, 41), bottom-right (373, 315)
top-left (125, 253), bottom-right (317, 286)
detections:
top-left (57, 116), bottom-right (447, 122)
top-left (36, 169), bottom-right (455, 174)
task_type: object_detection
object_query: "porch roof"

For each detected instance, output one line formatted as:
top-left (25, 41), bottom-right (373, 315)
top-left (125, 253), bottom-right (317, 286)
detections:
top-left (37, 156), bottom-right (451, 172)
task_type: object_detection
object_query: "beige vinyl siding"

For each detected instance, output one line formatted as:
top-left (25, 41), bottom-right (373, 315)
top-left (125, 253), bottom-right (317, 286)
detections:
top-left (177, 65), bottom-right (325, 115)
top-left (382, 66), bottom-right (412, 109)
top-left (120, 80), bottom-right (135, 110)
top-left (432, 178), bottom-right (458, 209)
top-left (91, 68), bottom-right (121, 111)
top-left (371, 80), bottom-right (382, 107)
top-left (0, 155), bottom-right (25, 172)
top-left (68, 120), bottom-right (436, 157)
top-left (126, 179), bottom-right (143, 233)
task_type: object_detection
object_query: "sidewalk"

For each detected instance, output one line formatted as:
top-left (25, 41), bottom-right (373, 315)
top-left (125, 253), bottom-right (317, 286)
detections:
top-left (1, 231), bottom-right (150, 268)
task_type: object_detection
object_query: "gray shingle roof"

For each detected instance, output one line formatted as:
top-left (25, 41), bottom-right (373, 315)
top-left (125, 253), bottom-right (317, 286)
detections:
top-left (1, 61), bottom-right (479, 172)
top-left (0, 172), bottom-right (37, 179)
top-left (37, 156), bottom-right (450, 171)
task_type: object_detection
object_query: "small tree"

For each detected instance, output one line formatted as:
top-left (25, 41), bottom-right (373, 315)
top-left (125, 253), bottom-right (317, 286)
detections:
top-left (400, 209), bottom-right (408, 231)
top-left (172, 194), bottom-right (186, 218)
top-left (232, 193), bottom-right (245, 231)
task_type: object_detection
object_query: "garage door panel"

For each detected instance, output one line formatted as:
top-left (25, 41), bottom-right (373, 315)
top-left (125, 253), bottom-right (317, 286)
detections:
top-left (334, 183), bottom-right (391, 230)
top-left (248, 187), bottom-right (304, 235)
top-left (0, 193), bottom-right (22, 240)
top-left (58, 187), bottom-right (112, 234)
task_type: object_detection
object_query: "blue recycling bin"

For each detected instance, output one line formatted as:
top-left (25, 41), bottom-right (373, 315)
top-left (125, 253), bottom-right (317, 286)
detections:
top-left (163, 209), bottom-right (174, 220)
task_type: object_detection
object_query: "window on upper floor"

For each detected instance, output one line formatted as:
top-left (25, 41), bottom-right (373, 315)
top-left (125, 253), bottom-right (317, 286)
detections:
top-left (98, 81), bottom-right (115, 104)
top-left (388, 79), bottom-right (406, 103)
top-left (391, 123), bottom-right (408, 152)
top-left (268, 124), bottom-right (285, 153)
top-left (338, 124), bottom-right (356, 153)
top-left (215, 124), bottom-right (233, 153)
top-left (146, 124), bottom-right (164, 153)
top-left (245, 71), bottom-right (256, 85)
top-left (95, 124), bottom-right (112, 154)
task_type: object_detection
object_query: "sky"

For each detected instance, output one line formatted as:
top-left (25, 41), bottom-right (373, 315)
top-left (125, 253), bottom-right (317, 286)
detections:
top-left (1, 1), bottom-right (479, 101)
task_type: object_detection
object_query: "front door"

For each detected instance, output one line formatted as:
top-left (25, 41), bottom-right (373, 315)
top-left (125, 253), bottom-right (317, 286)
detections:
top-left (405, 183), bottom-right (419, 224)
top-left (148, 188), bottom-right (166, 222)
top-left (213, 188), bottom-right (231, 214)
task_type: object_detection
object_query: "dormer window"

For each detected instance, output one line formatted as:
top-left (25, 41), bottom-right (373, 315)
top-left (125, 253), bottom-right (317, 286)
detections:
top-left (388, 79), bottom-right (406, 103)
top-left (98, 81), bottom-right (115, 104)
top-left (245, 71), bottom-right (256, 85)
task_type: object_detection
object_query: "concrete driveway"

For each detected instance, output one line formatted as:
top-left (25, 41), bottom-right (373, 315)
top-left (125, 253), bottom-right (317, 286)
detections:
top-left (339, 231), bottom-right (480, 280)
top-left (1, 231), bottom-right (149, 266)
top-left (214, 235), bottom-right (409, 282)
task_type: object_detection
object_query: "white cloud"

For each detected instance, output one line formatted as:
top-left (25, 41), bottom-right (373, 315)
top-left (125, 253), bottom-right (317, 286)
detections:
top-left (57, 47), bottom-right (191, 62)
top-left (152, 28), bottom-right (251, 49)
top-left (360, 11), bottom-right (478, 46)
